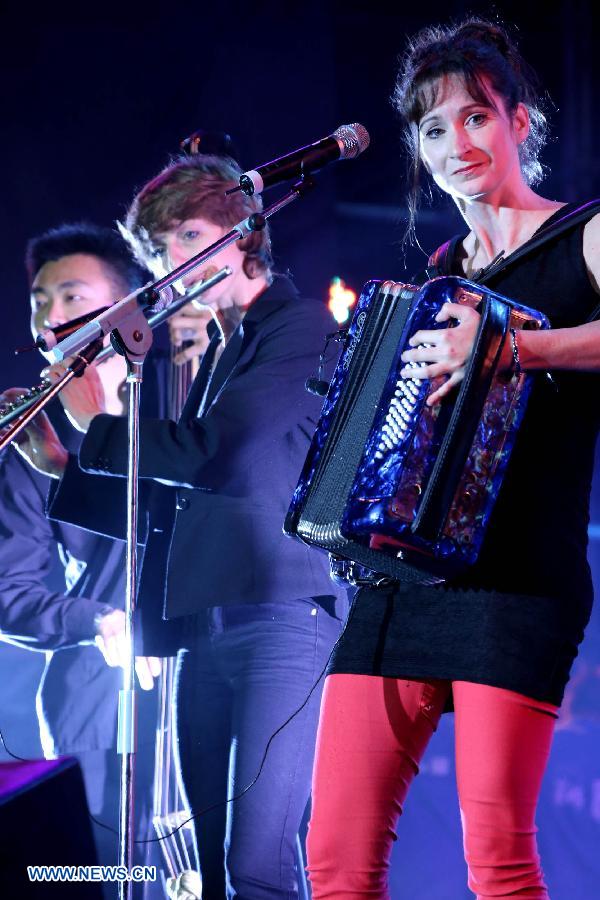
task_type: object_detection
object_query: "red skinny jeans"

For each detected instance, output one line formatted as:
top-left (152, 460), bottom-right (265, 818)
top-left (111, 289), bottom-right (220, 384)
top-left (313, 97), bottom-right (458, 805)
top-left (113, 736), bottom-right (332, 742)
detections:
top-left (307, 675), bottom-right (558, 899)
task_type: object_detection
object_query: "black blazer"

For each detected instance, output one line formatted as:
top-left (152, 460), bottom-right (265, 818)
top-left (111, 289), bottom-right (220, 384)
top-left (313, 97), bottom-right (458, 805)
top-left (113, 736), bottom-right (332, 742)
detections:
top-left (50, 276), bottom-right (344, 621)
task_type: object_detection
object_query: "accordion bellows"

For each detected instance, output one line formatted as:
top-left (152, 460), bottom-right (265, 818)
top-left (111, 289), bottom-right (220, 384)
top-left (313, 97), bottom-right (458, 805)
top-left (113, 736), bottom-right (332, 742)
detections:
top-left (285, 276), bottom-right (550, 585)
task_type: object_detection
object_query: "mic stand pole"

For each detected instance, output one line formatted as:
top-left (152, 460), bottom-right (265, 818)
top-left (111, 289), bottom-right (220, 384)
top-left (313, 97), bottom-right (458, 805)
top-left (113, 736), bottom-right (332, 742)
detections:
top-left (108, 309), bottom-right (154, 900)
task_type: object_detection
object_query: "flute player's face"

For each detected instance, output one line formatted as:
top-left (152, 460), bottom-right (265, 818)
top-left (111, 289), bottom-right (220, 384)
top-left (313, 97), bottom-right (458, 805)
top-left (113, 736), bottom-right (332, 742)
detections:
top-left (417, 72), bottom-right (529, 202)
top-left (150, 217), bottom-right (248, 313)
top-left (30, 253), bottom-right (123, 339)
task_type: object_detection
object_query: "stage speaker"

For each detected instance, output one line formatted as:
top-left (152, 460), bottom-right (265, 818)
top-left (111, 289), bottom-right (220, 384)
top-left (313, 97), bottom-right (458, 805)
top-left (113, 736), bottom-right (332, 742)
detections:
top-left (0, 756), bottom-right (103, 896)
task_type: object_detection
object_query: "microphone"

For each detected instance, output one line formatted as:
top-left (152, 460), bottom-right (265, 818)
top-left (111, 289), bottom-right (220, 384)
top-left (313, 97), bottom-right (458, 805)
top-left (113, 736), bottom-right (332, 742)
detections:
top-left (232, 124), bottom-right (370, 196)
top-left (35, 284), bottom-right (176, 352)
top-left (305, 377), bottom-right (329, 397)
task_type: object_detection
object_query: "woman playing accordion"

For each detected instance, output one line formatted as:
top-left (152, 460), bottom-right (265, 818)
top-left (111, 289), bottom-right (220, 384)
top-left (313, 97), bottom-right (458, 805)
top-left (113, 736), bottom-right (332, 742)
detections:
top-left (306, 18), bottom-right (600, 900)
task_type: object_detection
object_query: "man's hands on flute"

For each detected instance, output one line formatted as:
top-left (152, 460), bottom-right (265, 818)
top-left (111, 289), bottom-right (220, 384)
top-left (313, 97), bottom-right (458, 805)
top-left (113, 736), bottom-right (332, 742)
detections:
top-left (168, 303), bottom-right (214, 365)
top-left (0, 358), bottom-right (105, 476)
top-left (40, 359), bottom-right (107, 434)
top-left (0, 387), bottom-right (69, 478)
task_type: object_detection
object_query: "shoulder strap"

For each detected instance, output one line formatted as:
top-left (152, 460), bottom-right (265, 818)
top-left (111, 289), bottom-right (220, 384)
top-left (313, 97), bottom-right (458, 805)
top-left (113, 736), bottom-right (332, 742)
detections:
top-left (481, 200), bottom-right (600, 323)
top-left (479, 199), bottom-right (600, 284)
top-left (427, 199), bottom-right (600, 281)
top-left (412, 234), bottom-right (462, 283)
top-left (425, 235), bottom-right (463, 278)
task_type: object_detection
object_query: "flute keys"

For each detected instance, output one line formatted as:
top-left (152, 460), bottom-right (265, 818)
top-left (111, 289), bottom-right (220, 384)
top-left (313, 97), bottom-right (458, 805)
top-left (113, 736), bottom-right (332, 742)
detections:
top-left (0, 379), bottom-right (52, 423)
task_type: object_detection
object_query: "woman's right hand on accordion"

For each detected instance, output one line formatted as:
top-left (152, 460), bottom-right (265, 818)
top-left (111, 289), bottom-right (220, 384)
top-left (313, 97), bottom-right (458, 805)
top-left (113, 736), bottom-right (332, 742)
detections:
top-left (400, 302), bottom-right (481, 405)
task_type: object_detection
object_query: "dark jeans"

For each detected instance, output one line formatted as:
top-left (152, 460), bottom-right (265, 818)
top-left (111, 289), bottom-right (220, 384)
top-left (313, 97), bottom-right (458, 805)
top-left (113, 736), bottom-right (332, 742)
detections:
top-left (173, 596), bottom-right (346, 900)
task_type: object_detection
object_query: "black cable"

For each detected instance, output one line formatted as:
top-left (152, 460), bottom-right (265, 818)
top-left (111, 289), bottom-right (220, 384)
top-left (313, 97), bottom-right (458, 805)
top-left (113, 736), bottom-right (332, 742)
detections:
top-left (133, 593), bottom-right (358, 845)
top-left (0, 726), bottom-right (33, 762)
top-left (0, 594), bottom-right (357, 846)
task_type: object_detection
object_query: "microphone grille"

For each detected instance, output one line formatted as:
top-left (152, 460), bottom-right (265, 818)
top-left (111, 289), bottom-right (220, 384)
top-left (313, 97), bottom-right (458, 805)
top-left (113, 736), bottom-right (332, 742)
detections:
top-left (333, 123), bottom-right (370, 159)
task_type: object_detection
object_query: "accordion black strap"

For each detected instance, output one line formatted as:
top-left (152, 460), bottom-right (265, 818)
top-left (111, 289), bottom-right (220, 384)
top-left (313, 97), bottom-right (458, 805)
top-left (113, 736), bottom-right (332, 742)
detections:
top-left (426, 235), bottom-right (463, 279)
top-left (412, 295), bottom-right (510, 541)
top-left (427, 199), bottom-right (600, 322)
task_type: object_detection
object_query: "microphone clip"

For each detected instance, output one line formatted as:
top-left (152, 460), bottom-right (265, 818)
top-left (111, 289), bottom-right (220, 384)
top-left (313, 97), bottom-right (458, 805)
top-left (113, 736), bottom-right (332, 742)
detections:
top-left (305, 329), bottom-right (347, 397)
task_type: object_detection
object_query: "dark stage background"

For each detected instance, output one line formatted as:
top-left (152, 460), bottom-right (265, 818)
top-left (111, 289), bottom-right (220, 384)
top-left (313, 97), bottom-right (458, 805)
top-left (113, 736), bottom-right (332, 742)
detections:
top-left (1, 2), bottom-right (599, 897)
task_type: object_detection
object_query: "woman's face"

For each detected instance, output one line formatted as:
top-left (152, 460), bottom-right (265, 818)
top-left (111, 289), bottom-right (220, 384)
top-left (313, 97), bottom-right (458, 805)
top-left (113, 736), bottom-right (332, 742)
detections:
top-left (417, 72), bottom-right (529, 202)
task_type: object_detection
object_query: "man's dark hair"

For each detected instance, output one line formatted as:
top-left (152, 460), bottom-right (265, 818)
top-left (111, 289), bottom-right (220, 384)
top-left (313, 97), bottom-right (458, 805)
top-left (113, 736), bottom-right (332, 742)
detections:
top-left (25, 222), bottom-right (149, 292)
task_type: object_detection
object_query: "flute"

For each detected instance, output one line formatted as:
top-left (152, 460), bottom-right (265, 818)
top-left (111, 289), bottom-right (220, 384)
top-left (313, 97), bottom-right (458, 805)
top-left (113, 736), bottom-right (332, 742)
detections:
top-left (0, 265), bottom-right (231, 432)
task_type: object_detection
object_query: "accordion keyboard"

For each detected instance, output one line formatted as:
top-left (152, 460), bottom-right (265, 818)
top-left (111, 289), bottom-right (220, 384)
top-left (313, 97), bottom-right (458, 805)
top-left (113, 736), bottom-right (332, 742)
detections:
top-left (375, 349), bottom-right (429, 459)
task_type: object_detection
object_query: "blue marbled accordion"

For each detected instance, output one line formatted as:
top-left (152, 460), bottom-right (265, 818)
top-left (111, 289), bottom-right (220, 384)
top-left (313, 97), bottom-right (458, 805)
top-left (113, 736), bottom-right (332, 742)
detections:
top-left (285, 276), bottom-right (550, 585)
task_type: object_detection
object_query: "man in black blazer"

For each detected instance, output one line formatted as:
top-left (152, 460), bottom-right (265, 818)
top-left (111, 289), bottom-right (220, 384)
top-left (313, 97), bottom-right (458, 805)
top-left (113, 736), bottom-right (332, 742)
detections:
top-left (24, 155), bottom-right (347, 899)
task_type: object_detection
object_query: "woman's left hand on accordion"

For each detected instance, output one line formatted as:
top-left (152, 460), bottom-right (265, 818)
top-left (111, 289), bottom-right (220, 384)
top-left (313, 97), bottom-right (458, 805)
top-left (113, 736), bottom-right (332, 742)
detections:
top-left (400, 302), bottom-right (481, 406)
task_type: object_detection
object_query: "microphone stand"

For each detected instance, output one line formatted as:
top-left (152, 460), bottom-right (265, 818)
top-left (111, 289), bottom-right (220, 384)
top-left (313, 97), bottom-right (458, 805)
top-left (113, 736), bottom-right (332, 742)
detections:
top-left (113, 314), bottom-right (150, 897)
top-left (44, 176), bottom-right (316, 900)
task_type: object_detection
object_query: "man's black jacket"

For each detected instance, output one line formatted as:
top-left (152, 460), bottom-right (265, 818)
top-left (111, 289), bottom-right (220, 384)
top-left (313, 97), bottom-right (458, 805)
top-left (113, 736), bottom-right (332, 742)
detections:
top-left (49, 276), bottom-right (344, 623)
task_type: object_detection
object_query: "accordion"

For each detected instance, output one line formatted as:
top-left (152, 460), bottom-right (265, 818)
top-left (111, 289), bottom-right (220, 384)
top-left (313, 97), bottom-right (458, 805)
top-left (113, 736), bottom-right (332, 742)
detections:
top-left (284, 275), bottom-right (550, 586)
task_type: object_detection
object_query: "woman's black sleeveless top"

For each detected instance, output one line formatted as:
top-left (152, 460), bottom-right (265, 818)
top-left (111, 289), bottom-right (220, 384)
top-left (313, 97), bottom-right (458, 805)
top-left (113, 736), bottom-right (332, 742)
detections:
top-left (329, 204), bottom-right (600, 705)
